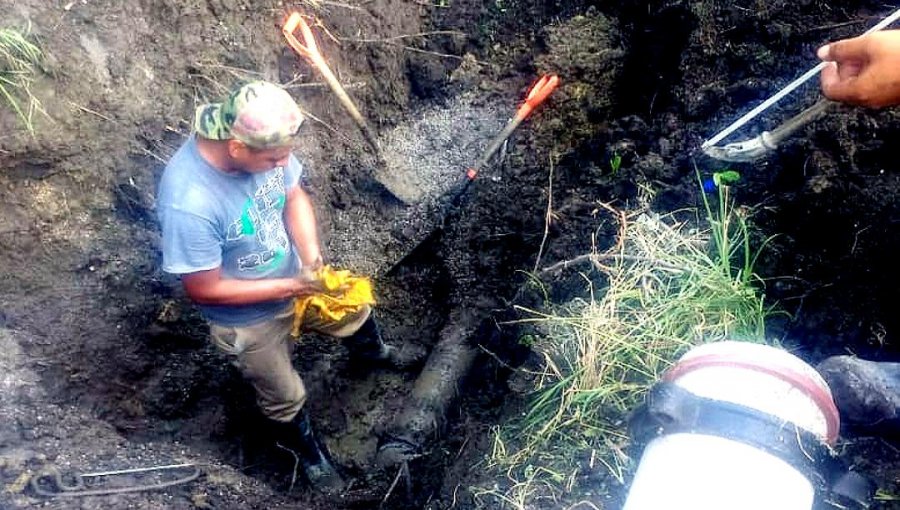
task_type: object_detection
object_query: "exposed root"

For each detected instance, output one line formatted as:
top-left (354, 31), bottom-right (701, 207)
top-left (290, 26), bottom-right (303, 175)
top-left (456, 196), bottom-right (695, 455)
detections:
top-left (380, 463), bottom-right (403, 507)
top-left (274, 442), bottom-right (301, 492)
top-left (533, 154), bottom-right (556, 272)
top-left (344, 30), bottom-right (466, 43)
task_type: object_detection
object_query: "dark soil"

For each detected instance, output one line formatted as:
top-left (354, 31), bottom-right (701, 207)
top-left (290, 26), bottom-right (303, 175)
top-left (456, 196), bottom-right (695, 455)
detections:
top-left (2, 0), bottom-right (900, 509)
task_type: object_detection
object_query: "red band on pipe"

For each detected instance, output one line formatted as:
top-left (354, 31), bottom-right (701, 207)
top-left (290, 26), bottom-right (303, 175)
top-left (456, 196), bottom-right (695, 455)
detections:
top-left (662, 354), bottom-right (840, 445)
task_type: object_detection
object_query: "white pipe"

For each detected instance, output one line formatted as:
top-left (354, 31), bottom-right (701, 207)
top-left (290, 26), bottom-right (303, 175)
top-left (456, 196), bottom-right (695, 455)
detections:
top-left (623, 342), bottom-right (839, 510)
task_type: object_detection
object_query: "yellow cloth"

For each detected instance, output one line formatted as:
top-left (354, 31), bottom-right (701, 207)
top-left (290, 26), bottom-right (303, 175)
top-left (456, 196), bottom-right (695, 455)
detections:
top-left (291, 265), bottom-right (376, 337)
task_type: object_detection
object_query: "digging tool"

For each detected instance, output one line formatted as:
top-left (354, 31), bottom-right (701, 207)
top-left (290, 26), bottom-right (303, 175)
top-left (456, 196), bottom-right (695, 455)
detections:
top-left (701, 6), bottom-right (900, 162)
top-left (30, 463), bottom-right (200, 497)
top-left (282, 12), bottom-right (382, 161)
top-left (455, 74), bottom-right (560, 198)
top-left (702, 98), bottom-right (834, 163)
top-left (386, 74), bottom-right (559, 272)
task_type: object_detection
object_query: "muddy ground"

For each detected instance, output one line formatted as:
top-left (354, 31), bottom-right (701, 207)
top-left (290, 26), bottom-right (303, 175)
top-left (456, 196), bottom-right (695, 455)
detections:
top-left (1, 0), bottom-right (899, 508)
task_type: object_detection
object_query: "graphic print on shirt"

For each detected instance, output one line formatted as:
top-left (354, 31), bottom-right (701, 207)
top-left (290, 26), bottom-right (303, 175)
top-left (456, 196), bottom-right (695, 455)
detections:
top-left (225, 168), bottom-right (289, 272)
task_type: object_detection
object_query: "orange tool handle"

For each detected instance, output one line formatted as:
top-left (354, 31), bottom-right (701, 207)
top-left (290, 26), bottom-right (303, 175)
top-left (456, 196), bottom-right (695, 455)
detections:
top-left (514, 74), bottom-right (559, 121)
top-left (282, 12), bottom-right (319, 61)
top-left (462, 74), bottom-right (561, 184)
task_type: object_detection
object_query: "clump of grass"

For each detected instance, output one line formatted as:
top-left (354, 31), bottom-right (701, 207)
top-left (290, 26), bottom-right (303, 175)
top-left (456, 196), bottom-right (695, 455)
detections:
top-left (477, 179), bottom-right (772, 508)
top-left (0, 25), bottom-right (43, 134)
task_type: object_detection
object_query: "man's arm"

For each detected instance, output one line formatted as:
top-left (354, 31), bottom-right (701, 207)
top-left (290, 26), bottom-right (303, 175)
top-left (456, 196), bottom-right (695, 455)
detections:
top-left (284, 184), bottom-right (323, 269)
top-left (181, 267), bottom-right (323, 305)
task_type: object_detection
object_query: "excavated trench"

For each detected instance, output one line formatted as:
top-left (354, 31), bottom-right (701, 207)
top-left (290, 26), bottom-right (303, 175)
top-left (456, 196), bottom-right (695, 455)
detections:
top-left (3, 1), bottom-right (900, 509)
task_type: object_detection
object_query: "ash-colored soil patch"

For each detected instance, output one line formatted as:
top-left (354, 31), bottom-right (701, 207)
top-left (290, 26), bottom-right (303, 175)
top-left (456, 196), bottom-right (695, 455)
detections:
top-left (326, 93), bottom-right (510, 276)
top-left (376, 93), bottom-right (508, 204)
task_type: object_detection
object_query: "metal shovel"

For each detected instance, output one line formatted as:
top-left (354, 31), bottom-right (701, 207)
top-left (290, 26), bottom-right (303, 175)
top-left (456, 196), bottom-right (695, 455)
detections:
top-left (447, 74), bottom-right (560, 202)
top-left (385, 74), bottom-right (559, 272)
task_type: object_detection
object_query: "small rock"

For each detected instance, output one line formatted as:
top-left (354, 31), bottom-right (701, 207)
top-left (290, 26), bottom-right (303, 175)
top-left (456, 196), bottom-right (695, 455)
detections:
top-left (817, 356), bottom-right (900, 432)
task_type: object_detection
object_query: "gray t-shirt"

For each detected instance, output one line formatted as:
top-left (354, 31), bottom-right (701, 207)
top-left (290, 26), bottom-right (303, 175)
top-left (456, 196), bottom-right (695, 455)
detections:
top-left (157, 137), bottom-right (303, 326)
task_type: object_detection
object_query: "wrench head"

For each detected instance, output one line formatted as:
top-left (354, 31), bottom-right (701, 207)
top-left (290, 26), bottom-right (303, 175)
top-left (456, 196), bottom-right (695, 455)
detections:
top-left (702, 135), bottom-right (772, 163)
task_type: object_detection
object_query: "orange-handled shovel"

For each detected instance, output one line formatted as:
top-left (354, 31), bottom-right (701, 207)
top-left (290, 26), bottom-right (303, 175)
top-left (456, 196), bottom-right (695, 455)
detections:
top-left (283, 12), bottom-right (382, 159)
top-left (386, 74), bottom-right (560, 273)
top-left (458, 74), bottom-right (559, 195)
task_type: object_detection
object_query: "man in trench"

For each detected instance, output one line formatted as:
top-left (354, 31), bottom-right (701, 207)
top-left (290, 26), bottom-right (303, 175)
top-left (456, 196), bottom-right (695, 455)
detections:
top-left (156, 80), bottom-right (421, 494)
top-left (815, 29), bottom-right (900, 430)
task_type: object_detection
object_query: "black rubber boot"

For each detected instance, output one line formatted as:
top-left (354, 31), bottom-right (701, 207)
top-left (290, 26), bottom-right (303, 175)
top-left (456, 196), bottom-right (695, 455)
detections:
top-left (343, 316), bottom-right (426, 370)
top-left (817, 356), bottom-right (900, 434)
top-left (274, 409), bottom-right (346, 495)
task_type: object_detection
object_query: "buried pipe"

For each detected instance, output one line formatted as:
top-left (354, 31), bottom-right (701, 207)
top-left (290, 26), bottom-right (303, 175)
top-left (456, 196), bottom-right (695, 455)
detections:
top-left (625, 341), bottom-right (874, 510)
top-left (376, 309), bottom-right (481, 467)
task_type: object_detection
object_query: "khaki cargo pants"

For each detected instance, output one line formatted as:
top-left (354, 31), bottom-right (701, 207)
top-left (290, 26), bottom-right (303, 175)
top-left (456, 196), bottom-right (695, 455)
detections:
top-left (209, 302), bottom-right (371, 423)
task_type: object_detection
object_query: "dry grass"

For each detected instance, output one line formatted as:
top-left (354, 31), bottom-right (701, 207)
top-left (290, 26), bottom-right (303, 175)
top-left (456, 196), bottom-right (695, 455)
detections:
top-left (477, 181), bottom-right (772, 508)
top-left (0, 25), bottom-right (44, 134)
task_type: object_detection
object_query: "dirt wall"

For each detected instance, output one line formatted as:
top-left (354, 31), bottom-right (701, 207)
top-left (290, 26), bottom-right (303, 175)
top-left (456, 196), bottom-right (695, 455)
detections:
top-left (0, 1), bottom-right (435, 507)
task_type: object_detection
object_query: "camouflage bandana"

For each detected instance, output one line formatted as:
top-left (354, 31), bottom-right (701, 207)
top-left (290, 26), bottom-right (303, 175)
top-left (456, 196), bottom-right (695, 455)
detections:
top-left (194, 81), bottom-right (304, 148)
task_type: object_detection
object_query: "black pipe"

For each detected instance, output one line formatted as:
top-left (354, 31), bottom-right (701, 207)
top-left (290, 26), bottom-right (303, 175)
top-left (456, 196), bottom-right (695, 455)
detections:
top-left (376, 309), bottom-right (479, 467)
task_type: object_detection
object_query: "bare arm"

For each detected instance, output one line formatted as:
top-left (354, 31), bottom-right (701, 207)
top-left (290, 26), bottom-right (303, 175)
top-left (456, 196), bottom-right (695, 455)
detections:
top-left (181, 267), bottom-right (323, 306)
top-left (284, 184), bottom-right (323, 268)
top-left (180, 184), bottom-right (324, 306)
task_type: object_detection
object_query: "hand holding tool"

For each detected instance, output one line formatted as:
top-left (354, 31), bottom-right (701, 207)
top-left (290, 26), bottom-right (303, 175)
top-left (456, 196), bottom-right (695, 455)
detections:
top-left (702, 6), bottom-right (900, 162)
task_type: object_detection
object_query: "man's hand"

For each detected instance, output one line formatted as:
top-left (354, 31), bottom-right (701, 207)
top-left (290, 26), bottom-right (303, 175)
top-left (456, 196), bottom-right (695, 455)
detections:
top-left (292, 276), bottom-right (328, 298)
top-left (818, 30), bottom-right (900, 108)
top-left (296, 262), bottom-right (352, 297)
top-left (299, 256), bottom-right (324, 283)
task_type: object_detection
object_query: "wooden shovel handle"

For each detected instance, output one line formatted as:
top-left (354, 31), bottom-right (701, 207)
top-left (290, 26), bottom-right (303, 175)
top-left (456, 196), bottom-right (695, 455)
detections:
top-left (283, 12), bottom-right (382, 158)
top-left (282, 13), bottom-right (314, 59)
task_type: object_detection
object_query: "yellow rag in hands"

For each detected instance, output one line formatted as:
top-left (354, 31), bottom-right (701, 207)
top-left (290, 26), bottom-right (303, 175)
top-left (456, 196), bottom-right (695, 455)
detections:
top-left (291, 265), bottom-right (376, 337)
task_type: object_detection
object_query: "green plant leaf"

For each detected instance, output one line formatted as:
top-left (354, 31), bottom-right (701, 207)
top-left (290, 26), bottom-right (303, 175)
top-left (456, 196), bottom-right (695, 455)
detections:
top-left (713, 170), bottom-right (741, 186)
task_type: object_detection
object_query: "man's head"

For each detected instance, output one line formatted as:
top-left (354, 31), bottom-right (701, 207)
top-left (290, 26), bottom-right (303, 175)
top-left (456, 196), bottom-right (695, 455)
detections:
top-left (194, 81), bottom-right (304, 172)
